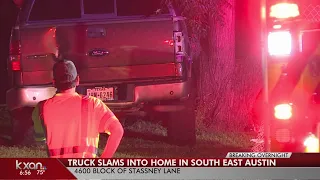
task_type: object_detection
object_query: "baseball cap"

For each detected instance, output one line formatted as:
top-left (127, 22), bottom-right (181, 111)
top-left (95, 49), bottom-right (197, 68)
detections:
top-left (53, 59), bottom-right (78, 83)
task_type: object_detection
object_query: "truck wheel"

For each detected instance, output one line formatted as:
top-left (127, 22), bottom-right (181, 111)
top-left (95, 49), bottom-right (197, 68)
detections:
top-left (10, 107), bottom-right (34, 146)
top-left (166, 103), bottom-right (196, 146)
top-left (166, 88), bottom-right (196, 147)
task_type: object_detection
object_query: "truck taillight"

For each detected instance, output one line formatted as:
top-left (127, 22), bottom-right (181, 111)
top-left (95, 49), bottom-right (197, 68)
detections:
top-left (9, 39), bottom-right (21, 71)
top-left (10, 56), bottom-right (21, 71)
top-left (174, 63), bottom-right (183, 76)
top-left (13, 0), bottom-right (25, 8)
top-left (270, 3), bottom-right (300, 19)
top-left (274, 103), bottom-right (292, 120)
top-left (268, 31), bottom-right (292, 56)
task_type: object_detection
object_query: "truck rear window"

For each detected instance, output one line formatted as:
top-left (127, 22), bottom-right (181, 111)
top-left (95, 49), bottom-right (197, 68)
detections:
top-left (28, 0), bottom-right (169, 21)
top-left (28, 0), bottom-right (81, 21)
top-left (83, 0), bottom-right (115, 14)
top-left (116, 0), bottom-right (169, 16)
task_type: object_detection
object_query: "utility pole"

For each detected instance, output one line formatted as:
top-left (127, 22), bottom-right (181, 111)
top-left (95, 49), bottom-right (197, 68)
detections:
top-left (260, 0), bottom-right (270, 152)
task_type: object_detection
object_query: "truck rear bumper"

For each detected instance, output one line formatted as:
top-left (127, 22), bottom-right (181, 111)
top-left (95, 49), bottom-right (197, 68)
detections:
top-left (6, 81), bottom-right (190, 111)
top-left (6, 86), bottom-right (57, 111)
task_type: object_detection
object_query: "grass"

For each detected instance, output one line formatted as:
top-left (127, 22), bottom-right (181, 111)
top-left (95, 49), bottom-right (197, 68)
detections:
top-left (0, 107), bottom-right (255, 158)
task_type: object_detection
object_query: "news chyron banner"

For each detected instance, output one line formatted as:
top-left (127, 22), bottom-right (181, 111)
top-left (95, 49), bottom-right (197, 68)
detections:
top-left (1, 152), bottom-right (320, 179)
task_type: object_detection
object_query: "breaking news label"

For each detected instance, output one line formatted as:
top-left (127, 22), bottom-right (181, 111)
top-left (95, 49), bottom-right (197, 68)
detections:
top-left (1, 152), bottom-right (320, 179)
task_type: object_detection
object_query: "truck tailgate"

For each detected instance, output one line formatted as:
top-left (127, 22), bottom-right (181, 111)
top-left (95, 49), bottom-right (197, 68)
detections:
top-left (20, 18), bottom-right (176, 85)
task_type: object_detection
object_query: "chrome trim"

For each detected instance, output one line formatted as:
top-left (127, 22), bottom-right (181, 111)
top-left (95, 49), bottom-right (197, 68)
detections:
top-left (134, 81), bottom-right (188, 103)
top-left (24, 16), bottom-right (173, 27)
top-left (106, 81), bottom-right (189, 108)
top-left (6, 87), bottom-right (57, 111)
top-left (26, 0), bottom-right (35, 22)
top-left (105, 101), bottom-right (135, 108)
top-left (7, 81), bottom-right (188, 111)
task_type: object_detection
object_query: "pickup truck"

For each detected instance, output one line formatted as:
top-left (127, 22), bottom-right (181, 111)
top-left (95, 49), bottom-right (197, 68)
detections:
top-left (7, 0), bottom-right (196, 146)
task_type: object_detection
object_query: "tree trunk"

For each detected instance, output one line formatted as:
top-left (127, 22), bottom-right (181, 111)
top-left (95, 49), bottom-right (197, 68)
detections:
top-left (198, 0), bottom-right (236, 128)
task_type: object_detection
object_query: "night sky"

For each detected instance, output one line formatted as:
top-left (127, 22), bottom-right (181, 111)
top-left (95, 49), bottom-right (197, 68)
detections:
top-left (0, 0), bottom-right (260, 105)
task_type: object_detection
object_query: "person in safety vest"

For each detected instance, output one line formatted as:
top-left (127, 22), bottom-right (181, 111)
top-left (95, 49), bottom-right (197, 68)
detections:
top-left (32, 59), bottom-right (124, 158)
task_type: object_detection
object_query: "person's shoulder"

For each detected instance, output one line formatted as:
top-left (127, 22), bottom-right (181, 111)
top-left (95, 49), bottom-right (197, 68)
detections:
top-left (83, 95), bottom-right (105, 106)
top-left (37, 97), bottom-right (53, 107)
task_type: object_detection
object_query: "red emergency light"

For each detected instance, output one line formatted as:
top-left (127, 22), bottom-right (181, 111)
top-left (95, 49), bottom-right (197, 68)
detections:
top-left (268, 31), bottom-right (292, 56)
top-left (274, 103), bottom-right (292, 120)
top-left (304, 134), bottom-right (319, 153)
top-left (270, 3), bottom-right (300, 19)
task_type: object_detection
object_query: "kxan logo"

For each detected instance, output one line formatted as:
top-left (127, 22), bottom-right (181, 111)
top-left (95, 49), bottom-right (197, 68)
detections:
top-left (16, 160), bottom-right (47, 170)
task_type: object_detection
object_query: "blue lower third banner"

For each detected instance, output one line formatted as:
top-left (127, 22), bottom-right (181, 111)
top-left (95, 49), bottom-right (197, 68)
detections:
top-left (67, 167), bottom-right (320, 179)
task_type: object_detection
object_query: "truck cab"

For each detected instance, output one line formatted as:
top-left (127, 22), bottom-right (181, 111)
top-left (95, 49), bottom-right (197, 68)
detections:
top-left (7, 0), bottom-right (196, 146)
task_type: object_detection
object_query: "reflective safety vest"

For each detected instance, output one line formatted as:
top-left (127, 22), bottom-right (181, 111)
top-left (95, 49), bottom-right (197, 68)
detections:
top-left (33, 95), bottom-right (99, 158)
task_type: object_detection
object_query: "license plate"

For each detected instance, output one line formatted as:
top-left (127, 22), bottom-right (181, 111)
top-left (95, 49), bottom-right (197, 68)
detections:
top-left (87, 87), bottom-right (114, 101)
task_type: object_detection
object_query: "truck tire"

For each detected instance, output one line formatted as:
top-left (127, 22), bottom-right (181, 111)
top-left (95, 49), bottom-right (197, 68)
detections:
top-left (10, 107), bottom-right (34, 146)
top-left (166, 104), bottom-right (196, 146)
top-left (166, 80), bottom-right (197, 147)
